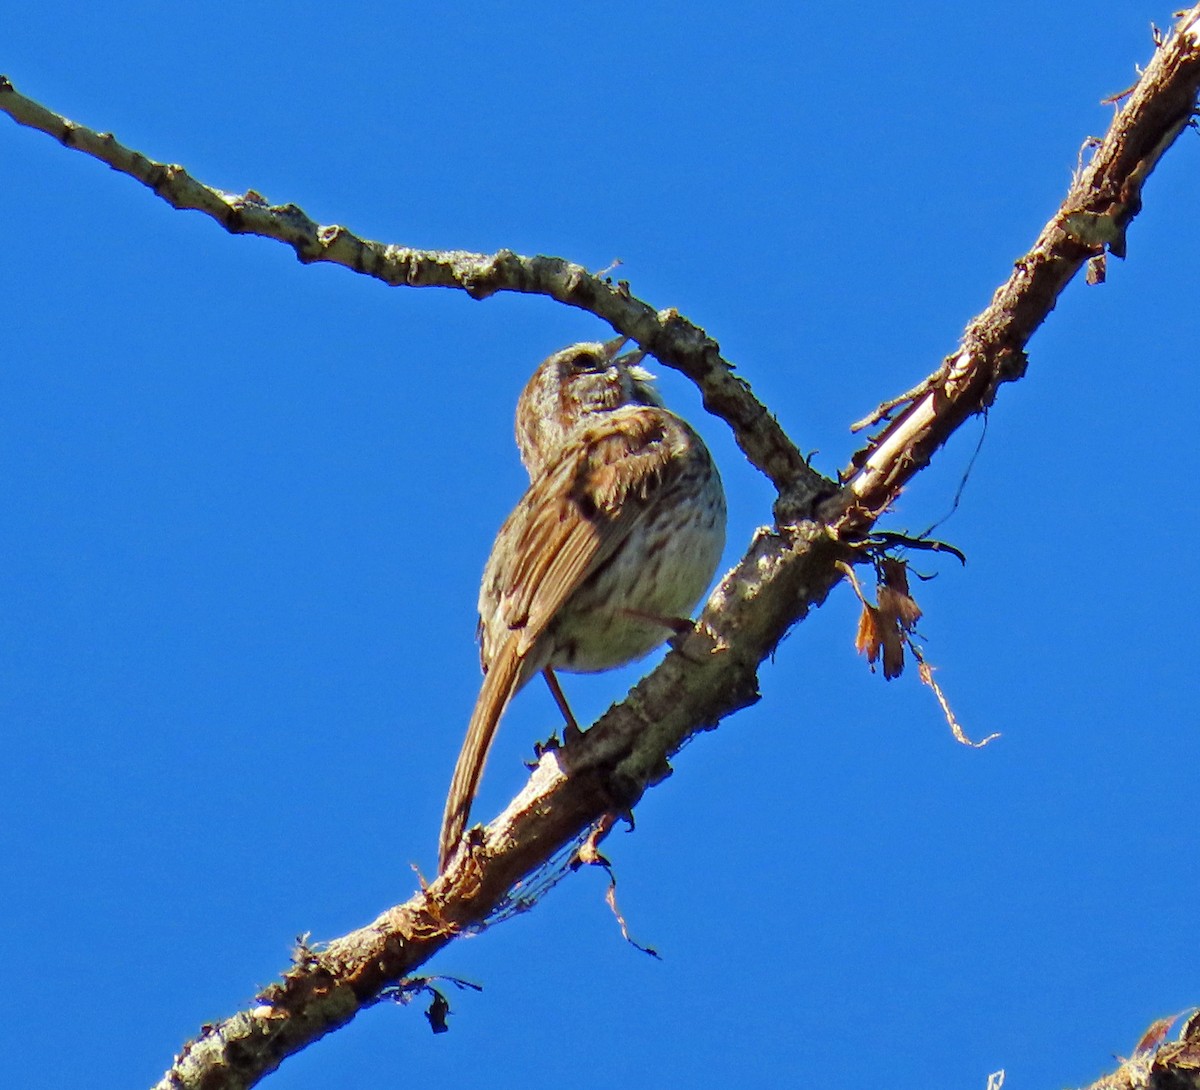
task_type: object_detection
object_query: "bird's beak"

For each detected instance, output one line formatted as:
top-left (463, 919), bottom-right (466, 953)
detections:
top-left (603, 334), bottom-right (650, 376)
top-left (603, 334), bottom-right (648, 369)
top-left (602, 334), bottom-right (629, 358)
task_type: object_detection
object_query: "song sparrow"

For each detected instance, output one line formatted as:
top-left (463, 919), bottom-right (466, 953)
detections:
top-left (513, 336), bottom-right (661, 474)
top-left (438, 337), bottom-right (727, 870)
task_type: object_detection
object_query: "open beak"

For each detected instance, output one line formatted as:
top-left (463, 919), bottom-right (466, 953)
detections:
top-left (602, 334), bottom-right (647, 369)
top-left (602, 334), bottom-right (629, 358)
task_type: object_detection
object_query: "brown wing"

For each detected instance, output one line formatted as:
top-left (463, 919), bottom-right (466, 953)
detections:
top-left (482, 405), bottom-right (681, 662)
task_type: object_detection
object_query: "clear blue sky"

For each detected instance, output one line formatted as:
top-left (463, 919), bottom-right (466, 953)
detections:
top-left (3, 5), bottom-right (1197, 1088)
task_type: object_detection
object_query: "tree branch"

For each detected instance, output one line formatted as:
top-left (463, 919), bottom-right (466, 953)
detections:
top-left (0, 74), bottom-right (828, 516)
top-left (4, 7), bottom-right (1198, 1090)
top-left (833, 6), bottom-right (1200, 521)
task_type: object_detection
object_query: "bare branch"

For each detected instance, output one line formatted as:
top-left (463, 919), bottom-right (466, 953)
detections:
top-left (0, 74), bottom-right (829, 515)
top-left (833, 7), bottom-right (1200, 523)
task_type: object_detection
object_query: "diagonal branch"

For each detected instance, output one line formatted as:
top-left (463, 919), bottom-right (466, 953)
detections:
top-left (5, 8), bottom-right (1199, 1090)
top-left (834, 6), bottom-right (1200, 522)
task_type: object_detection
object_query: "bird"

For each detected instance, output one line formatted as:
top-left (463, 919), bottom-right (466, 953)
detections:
top-left (512, 335), bottom-right (661, 475)
top-left (438, 336), bottom-right (727, 871)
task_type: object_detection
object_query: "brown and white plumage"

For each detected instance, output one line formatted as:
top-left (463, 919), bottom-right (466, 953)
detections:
top-left (438, 340), bottom-right (725, 871)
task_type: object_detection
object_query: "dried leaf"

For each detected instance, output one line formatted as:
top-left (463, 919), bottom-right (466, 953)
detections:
top-left (844, 557), bottom-right (917, 679)
top-left (855, 603), bottom-right (883, 668)
top-left (880, 617), bottom-right (906, 680)
top-left (425, 989), bottom-right (451, 1034)
top-left (878, 557), bottom-right (923, 630)
top-left (879, 556), bottom-right (912, 597)
top-left (878, 584), bottom-right (922, 632)
top-left (384, 975), bottom-right (482, 1035)
top-left (1134, 1013), bottom-right (1179, 1054)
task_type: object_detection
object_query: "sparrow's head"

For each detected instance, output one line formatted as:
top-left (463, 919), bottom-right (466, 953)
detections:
top-left (515, 336), bottom-right (661, 475)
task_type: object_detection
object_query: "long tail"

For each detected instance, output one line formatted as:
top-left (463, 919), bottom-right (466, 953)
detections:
top-left (439, 642), bottom-right (524, 871)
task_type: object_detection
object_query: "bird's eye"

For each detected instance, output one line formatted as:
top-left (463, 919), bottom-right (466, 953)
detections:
top-left (571, 354), bottom-right (608, 375)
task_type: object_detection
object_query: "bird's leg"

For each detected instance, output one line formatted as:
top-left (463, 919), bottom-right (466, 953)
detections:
top-left (542, 667), bottom-right (583, 744)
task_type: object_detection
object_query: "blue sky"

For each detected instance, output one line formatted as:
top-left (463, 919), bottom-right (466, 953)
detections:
top-left (3, 4), bottom-right (1198, 1088)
